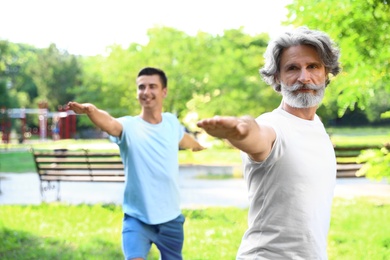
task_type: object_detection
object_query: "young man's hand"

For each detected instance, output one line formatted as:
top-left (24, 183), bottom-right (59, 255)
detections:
top-left (67, 102), bottom-right (96, 115)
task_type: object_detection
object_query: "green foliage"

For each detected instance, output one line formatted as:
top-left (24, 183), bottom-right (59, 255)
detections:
top-left (357, 146), bottom-right (390, 181)
top-left (28, 44), bottom-right (81, 110)
top-left (0, 80), bottom-right (13, 108)
top-left (0, 41), bottom-right (19, 109)
top-left (0, 41), bottom-right (39, 109)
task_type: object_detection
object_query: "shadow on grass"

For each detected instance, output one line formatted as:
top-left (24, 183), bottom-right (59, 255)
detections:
top-left (0, 227), bottom-right (123, 260)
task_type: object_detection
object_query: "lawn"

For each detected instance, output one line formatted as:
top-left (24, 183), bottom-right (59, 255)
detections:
top-left (328, 126), bottom-right (390, 147)
top-left (0, 197), bottom-right (389, 259)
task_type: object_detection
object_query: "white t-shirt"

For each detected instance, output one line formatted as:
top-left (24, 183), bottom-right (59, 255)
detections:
top-left (237, 107), bottom-right (336, 260)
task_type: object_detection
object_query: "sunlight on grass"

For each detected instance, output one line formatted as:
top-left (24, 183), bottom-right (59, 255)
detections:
top-left (0, 198), bottom-right (389, 259)
top-left (328, 126), bottom-right (390, 147)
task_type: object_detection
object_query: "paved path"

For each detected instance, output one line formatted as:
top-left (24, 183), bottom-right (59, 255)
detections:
top-left (0, 172), bottom-right (389, 208)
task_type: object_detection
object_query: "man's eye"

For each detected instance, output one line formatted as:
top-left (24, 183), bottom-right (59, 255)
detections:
top-left (308, 65), bottom-right (317, 69)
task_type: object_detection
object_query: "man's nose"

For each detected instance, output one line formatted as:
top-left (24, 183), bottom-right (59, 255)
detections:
top-left (298, 69), bottom-right (310, 84)
top-left (143, 86), bottom-right (150, 94)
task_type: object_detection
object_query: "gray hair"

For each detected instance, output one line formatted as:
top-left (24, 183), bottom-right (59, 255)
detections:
top-left (260, 27), bottom-right (341, 92)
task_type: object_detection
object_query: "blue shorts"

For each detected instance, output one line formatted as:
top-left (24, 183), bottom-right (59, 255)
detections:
top-left (122, 214), bottom-right (185, 260)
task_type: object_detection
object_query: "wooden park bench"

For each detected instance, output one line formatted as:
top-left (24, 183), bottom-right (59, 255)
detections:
top-left (334, 145), bottom-right (381, 178)
top-left (32, 148), bottom-right (124, 201)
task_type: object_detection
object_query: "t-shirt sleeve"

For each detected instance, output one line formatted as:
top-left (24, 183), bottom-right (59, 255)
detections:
top-left (109, 117), bottom-right (127, 145)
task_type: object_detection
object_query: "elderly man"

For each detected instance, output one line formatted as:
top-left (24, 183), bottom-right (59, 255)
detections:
top-left (197, 27), bottom-right (341, 259)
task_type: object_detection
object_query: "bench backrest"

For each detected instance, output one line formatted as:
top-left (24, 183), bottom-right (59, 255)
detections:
top-left (32, 149), bottom-right (125, 182)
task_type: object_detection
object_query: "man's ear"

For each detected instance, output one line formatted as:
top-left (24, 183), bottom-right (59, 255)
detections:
top-left (163, 87), bottom-right (168, 97)
top-left (274, 74), bottom-right (280, 85)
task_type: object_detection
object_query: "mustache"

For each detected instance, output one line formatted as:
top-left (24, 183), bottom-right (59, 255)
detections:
top-left (284, 83), bottom-right (325, 92)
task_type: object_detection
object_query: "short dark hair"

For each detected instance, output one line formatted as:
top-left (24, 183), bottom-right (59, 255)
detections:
top-left (137, 67), bottom-right (168, 88)
top-left (260, 27), bottom-right (341, 92)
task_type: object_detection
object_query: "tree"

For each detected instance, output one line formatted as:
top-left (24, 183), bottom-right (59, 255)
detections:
top-left (0, 40), bottom-right (20, 108)
top-left (28, 44), bottom-right (81, 110)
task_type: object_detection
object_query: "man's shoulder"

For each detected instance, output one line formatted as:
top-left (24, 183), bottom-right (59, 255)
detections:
top-left (116, 115), bottom-right (138, 125)
top-left (117, 115), bottom-right (135, 120)
top-left (257, 108), bottom-right (281, 121)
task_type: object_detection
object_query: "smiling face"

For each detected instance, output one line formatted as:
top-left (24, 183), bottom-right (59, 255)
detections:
top-left (136, 74), bottom-right (167, 110)
top-left (278, 44), bottom-right (327, 108)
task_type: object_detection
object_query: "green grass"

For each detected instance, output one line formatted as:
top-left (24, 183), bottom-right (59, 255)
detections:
top-left (328, 198), bottom-right (390, 259)
top-left (328, 126), bottom-right (390, 147)
top-left (0, 197), bottom-right (389, 259)
top-left (0, 204), bottom-right (123, 260)
top-left (0, 151), bottom-right (35, 173)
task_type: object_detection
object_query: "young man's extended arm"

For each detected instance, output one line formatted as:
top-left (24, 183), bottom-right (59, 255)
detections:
top-left (67, 101), bottom-right (123, 137)
top-left (197, 116), bottom-right (276, 162)
top-left (179, 132), bottom-right (205, 151)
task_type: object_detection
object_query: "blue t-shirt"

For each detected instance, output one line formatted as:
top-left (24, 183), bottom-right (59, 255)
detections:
top-left (110, 113), bottom-right (185, 224)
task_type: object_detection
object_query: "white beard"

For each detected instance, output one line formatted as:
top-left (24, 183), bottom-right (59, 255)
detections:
top-left (281, 82), bottom-right (325, 108)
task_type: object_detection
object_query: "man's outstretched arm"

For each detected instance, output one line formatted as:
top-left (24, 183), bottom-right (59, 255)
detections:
top-left (179, 132), bottom-right (205, 152)
top-left (197, 116), bottom-right (275, 162)
top-left (67, 102), bottom-right (123, 137)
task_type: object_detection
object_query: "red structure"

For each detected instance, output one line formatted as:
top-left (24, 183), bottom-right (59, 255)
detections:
top-left (57, 105), bottom-right (76, 139)
top-left (0, 107), bottom-right (11, 143)
top-left (0, 104), bottom-right (77, 143)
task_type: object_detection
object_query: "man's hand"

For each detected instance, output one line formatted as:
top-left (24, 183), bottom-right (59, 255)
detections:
top-left (179, 132), bottom-right (206, 152)
top-left (67, 102), bottom-right (96, 115)
top-left (197, 115), bottom-right (275, 162)
top-left (191, 143), bottom-right (205, 152)
top-left (196, 116), bottom-right (251, 141)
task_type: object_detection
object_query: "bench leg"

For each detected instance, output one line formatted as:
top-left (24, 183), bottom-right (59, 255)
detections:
top-left (40, 181), bottom-right (58, 202)
top-left (40, 181), bottom-right (46, 202)
top-left (56, 181), bottom-right (61, 201)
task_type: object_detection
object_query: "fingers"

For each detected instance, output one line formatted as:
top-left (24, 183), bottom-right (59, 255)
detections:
top-left (192, 146), bottom-right (206, 152)
top-left (197, 116), bottom-right (237, 129)
top-left (67, 101), bottom-right (79, 110)
top-left (196, 115), bottom-right (253, 141)
top-left (67, 101), bottom-right (88, 114)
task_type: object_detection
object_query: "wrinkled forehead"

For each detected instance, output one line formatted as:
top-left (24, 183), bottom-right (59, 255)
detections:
top-left (280, 44), bottom-right (323, 66)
